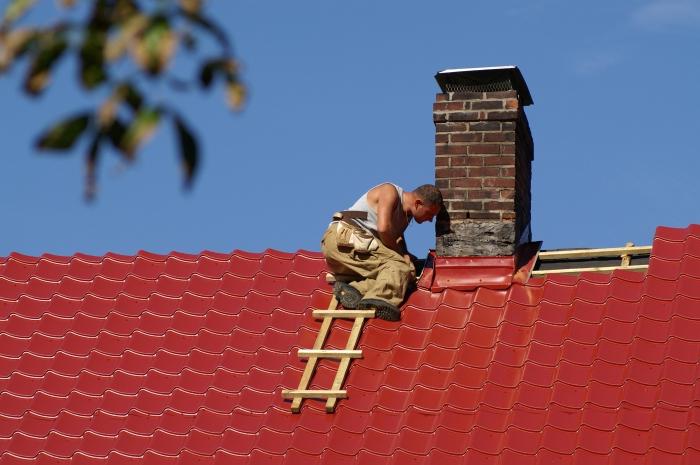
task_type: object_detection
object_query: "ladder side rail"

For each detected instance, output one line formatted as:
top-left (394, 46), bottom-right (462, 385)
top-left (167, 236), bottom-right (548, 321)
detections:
top-left (325, 315), bottom-right (366, 412)
top-left (289, 296), bottom-right (337, 412)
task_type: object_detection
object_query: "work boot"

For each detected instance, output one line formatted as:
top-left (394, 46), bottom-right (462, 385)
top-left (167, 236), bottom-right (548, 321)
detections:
top-left (357, 298), bottom-right (400, 322)
top-left (333, 282), bottom-right (362, 309)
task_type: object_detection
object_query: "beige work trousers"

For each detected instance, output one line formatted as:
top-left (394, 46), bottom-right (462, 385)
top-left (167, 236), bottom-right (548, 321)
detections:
top-left (321, 224), bottom-right (414, 308)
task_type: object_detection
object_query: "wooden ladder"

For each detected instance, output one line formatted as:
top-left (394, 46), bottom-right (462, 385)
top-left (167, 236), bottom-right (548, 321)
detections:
top-left (282, 296), bottom-right (375, 413)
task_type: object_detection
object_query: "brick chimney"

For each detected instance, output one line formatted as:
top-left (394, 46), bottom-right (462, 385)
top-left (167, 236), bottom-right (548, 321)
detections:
top-left (433, 66), bottom-right (534, 256)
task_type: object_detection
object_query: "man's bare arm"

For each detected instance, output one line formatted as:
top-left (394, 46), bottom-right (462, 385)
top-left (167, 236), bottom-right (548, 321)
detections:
top-left (397, 235), bottom-right (409, 255)
top-left (374, 185), bottom-right (402, 253)
top-left (373, 185), bottom-right (411, 264)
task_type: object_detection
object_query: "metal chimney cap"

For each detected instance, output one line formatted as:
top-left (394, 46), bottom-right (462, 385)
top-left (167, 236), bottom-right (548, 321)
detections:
top-left (435, 66), bottom-right (533, 106)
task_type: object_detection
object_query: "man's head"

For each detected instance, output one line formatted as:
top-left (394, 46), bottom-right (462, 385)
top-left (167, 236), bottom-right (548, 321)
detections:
top-left (410, 184), bottom-right (443, 224)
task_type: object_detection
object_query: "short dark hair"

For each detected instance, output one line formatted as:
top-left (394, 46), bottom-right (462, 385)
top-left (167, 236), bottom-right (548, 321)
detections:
top-left (414, 184), bottom-right (443, 206)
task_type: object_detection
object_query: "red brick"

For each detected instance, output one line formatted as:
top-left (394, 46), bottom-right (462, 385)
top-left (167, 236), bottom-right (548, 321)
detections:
top-left (501, 167), bottom-right (516, 177)
top-left (469, 211), bottom-right (500, 219)
top-left (451, 92), bottom-right (484, 100)
top-left (450, 156), bottom-right (468, 167)
top-left (450, 211), bottom-right (469, 220)
top-left (450, 201), bottom-right (483, 211)
top-left (433, 113), bottom-right (447, 123)
top-left (469, 121), bottom-right (501, 131)
top-left (436, 93), bottom-right (449, 102)
top-left (435, 156), bottom-right (449, 167)
top-left (435, 144), bottom-right (467, 155)
top-left (465, 155), bottom-right (484, 166)
top-left (471, 100), bottom-right (504, 110)
top-left (483, 155), bottom-right (515, 166)
top-left (451, 178), bottom-right (481, 189)
top-left (483, 132), bottom-right (515, 143)
top-left (441, 189), bottom-right (467, 200)
top-left (468, 166), bottom-right (500, 177)
top-left (484, 200), bottom-right (514, 210)
top-left (501, 211), bottom-right (516, 220)
top-left (436, 122), bottom-right (467, 133)
top-left (483, 178), bottom-right (515, 188)
top-left (435, 133), bottom-right (448, 143)
top-left (447, 112), bottom-right (480, 122)
top-left (502, 144), bottom-right (515, 154)
top-left (483, 110), bottom-right (518, 121)
top-left (468, 144), bottom-right (501, 155)
top-left (484, 90), bottom-right (517, 99)
top-left (500, 189), bottom-right (515, 200)
top-left (450, 133), bottom-right (482, 143)
top-left (436, 179), bottom-right (449, 189)
top-left (505, 99), bottom-right (518, 109)
top-left (433, 101), bottom-right (464, 111)
top-left (467, 189), bottom-right (500, 200)
top-left (435, 167), bottom-right (467, 179)
top-left (447, 145), bottom-right (469, 155)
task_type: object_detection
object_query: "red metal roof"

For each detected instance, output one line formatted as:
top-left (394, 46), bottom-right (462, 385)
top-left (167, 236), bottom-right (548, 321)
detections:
top-left (1, 225), bottom-right (699, 464)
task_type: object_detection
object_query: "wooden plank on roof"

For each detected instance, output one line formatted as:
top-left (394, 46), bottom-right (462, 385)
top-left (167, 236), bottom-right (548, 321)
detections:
top-left (312, 309), bottom-right (376, 318)
top-left (282, 389), bottom-right (348, 399)
top-left (620, 242), bottom-right (634, 267)
top-left (531, 264), bottom-right (648, 276)
top-left (297, 349), bottom-right (363, 359)
top-left (538, 245), bottom-right (651, 261)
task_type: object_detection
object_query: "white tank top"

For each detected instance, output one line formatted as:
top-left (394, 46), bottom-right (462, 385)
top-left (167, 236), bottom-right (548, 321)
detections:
top-left (347, 183), bottom-right (406, 233)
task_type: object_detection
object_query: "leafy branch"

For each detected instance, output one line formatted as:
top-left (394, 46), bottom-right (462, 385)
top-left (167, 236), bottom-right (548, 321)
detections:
top-left (0, 0), bottom-right (245, 200)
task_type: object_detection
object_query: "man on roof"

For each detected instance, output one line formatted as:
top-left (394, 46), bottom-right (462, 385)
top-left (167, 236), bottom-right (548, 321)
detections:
top-left (321, 183), bottom-right (443, 321)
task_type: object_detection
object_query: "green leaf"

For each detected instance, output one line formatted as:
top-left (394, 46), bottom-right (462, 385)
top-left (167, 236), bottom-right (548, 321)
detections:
top-left (84, 133), bottom-right (101, 201)
top-left (111, 0), bottom-right (139, 23)
top-left (132, 16), bottom-right (175, 75)
top-left (104, 13), bottom-right (148, 62)
top-left (0, 27), bottom-right (37, 72)
top-left (23, 29), bottom-right (68, 95)
top-left (173, 114), bottom-right (199, 187)
top-left (104, 118), bottom-right (127, 152)
top-left (181, 10), bottom-right (230, 52)
top-left (198, 58), bottom-right (237, 89)
top-left (79, 2), bottom-right (113, 89)
top-left (180, 0), bottom-right (202, 15)
top-left (116, 82), bottom-right (143, 110)
top-left (80, 27), bottom-right (108, 89)
top-left (121, 107), bottom-right (160, 156)
top-left (198, 59), bottom-right (221, 88)
top-left (226, 79), bottom-right (245, 111)
top-left (2, 0), bottom-right (36, 25)
top-left (35, 113), bottom-right (91, 150)
top-left (97, 83), bottom-right (142, 128)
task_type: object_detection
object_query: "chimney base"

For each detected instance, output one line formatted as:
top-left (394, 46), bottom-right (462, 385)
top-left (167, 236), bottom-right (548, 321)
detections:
top-left (437, 220), bottom-right (516, 256)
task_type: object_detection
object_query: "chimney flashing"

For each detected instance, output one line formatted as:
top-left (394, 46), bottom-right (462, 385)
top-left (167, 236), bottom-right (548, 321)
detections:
top-left (435, 66), bottom-right (533, 106)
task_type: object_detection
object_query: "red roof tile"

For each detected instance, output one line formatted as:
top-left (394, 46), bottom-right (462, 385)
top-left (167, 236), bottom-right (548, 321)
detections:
top-left (2, 226), bottom-right (700, 464)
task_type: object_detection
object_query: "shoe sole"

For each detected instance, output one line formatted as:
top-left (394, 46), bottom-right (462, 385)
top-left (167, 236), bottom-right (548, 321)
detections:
top-left (357, 299), bottom-right (400, 321)
top-left (333, 282), bottom-right (362, 309)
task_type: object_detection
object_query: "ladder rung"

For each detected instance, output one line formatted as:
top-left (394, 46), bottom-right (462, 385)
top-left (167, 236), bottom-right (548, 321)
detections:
top-left (312, 309), bottom-right (376, 318)
top-left (297, 349), bottom-right (362, 359)
top-left (282, 389), bottom-right (347, 399)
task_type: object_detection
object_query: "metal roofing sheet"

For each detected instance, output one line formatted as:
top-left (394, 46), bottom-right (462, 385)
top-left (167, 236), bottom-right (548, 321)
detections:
top-left (1, 225), bottom-right (700, 464)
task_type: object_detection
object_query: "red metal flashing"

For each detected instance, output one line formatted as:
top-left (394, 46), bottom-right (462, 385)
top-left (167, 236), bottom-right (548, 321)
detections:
top-left (418, 241), bottom-right (541, 291)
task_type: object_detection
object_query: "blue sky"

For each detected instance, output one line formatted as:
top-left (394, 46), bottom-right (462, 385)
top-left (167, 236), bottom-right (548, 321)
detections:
top-left (1, 0), bottom-right (699, 258)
